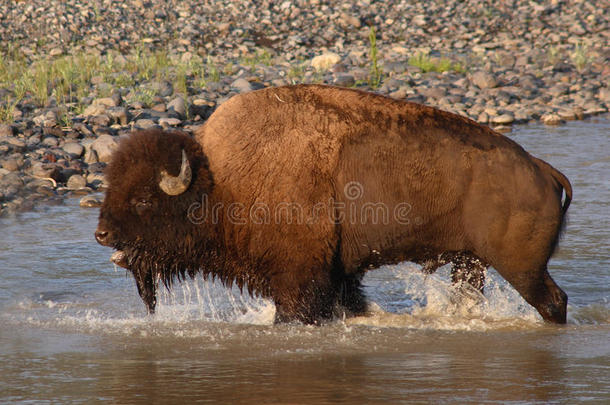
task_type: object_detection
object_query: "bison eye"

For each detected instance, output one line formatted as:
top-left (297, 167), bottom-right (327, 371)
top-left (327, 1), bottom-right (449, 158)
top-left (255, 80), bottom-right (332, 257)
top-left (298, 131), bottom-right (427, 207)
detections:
top-left (132, 198), bottom-right (153, 216)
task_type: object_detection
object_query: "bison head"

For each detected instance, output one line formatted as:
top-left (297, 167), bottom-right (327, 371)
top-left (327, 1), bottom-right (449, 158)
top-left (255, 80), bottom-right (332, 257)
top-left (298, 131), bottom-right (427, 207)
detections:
top-left (95, 129), bottom-right (213, 313)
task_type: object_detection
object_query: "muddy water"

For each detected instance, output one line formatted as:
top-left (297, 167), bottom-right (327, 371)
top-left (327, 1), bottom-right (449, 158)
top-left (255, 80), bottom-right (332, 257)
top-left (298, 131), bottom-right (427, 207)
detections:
top-left (1, 119), bottom-right (609, 404)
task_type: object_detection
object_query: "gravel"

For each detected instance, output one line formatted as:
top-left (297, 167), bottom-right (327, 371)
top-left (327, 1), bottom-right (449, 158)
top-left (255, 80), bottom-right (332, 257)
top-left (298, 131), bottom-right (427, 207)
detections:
top-left (0, 0), bottom-right (608, 215)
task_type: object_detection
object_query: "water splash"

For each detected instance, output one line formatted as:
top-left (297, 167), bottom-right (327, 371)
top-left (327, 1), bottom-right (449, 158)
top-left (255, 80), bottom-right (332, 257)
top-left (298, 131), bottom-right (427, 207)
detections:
top-left (6, 262), bottom-right (608, 337)
top-left (155, 275), bottom-right (275, 325)
top-left (351, 263), bottom-right (543, 331)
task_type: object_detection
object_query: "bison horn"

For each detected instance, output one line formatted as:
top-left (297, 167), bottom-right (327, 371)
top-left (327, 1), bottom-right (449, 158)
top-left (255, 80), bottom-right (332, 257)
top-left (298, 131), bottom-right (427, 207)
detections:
top-left (159, 149), bottom-right (192, 196)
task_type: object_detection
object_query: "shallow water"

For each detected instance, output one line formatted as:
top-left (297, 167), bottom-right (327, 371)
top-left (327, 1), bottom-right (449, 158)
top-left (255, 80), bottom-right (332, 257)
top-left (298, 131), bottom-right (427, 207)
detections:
top-left (1, 119), bottom-right (609, 404)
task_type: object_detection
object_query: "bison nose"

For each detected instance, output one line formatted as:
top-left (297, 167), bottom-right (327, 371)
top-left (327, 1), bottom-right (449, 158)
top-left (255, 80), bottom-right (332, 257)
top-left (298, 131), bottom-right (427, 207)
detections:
top-left (95, 230), bottom-right (110, 245)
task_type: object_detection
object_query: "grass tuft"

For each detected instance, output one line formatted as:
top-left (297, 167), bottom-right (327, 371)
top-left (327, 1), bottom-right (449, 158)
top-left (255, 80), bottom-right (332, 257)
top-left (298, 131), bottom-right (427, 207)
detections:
top-left (408, 52), bottom-right (465, 74)
top-left (368, 26), bottom-right (383, 88)
top-left (570, 42), bottom-right (590, 71)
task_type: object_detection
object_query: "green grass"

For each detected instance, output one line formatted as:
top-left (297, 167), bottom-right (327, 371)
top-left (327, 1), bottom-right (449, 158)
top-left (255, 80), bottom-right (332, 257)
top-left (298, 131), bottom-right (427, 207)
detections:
top-left (570, 42), bottom-right (590, 71)
top-left (547, 45), bottom-right (562, 66)
top-left (127, 87), bottom-right (157, 107)
top-left (0, 98), bottom-right (17, 123)
top-left (0, 46), bottom-right (235, 124)
top-left (368, 26), bottom-right (383, 88)
top-left (287, 61), bottom-right (306, 83)
top-left (241, 48), bottom-right (274, 70)
top-left (203, 56), bottom-right (220, 83)
top-left (174, 63), bottom-right (189, 96)
top-left (408, 52), bottom-right (465, 74)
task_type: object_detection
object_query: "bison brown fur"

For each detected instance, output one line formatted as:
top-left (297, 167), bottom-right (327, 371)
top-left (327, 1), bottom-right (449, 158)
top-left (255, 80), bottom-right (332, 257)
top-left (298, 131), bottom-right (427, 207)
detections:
top-left (96, 84), bottom-right (572, 324)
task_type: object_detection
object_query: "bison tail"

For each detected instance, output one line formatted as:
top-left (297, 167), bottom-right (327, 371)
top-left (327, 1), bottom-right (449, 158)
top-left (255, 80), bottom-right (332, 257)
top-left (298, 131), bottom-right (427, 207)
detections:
top-left (554, 166), bottom-right (572, 217)
top-left (532, 156), bottom-right (572, 216)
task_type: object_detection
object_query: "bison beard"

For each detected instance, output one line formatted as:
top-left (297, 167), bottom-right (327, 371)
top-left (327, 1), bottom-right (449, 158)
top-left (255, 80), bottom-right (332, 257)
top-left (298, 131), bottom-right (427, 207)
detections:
top-left (95, 84), bottom-right (572, 325)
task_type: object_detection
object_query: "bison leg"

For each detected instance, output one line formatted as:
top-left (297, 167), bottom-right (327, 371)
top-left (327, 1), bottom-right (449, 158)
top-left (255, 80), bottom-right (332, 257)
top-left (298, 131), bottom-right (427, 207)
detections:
top-left (450, 252), bottom-right (487, 293)
top-left (132, 269), bottom-right (157, 314)
top-left (272, 272), bottom-right (336, 325)
top-left (499, 266), bottom-right (567, 323)
top-left (335, 273), bottom-right (367, 317)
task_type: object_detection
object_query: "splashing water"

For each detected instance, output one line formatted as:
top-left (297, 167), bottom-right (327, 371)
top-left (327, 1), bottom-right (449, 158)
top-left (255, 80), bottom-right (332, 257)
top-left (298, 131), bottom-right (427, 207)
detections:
top-left (155, 276), bottom-right (276, 325)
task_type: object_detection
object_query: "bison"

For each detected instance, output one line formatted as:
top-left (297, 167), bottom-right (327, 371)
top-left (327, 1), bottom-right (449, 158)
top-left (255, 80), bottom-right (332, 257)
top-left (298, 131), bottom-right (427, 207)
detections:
top-left (95, 84), bottom-right (572, 324)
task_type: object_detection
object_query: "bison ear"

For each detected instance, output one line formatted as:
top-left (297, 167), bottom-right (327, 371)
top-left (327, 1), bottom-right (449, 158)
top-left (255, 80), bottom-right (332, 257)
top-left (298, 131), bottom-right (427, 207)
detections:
top-left (159, 149), bottom-right (192, 196)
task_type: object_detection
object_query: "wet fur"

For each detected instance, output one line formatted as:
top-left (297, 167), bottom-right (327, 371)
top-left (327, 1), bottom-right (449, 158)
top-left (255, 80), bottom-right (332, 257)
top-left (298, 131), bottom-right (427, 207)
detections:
top-left (97, 85), bottom-right (572, 324)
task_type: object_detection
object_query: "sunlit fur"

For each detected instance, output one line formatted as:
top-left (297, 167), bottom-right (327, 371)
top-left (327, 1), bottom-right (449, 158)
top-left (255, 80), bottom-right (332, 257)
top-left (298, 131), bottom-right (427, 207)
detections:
top-left (97, 85), bottom-right (572, 324)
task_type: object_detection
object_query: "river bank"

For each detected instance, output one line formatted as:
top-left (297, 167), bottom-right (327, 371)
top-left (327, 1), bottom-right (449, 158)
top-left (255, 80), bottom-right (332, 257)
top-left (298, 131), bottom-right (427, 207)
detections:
top-left (0, 0), bottom-right (608, 215)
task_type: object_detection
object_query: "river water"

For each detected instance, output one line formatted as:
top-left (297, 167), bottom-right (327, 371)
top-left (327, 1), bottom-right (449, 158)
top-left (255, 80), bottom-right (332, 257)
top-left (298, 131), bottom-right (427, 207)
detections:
top-left (1, 119), bottom-right (608, 404)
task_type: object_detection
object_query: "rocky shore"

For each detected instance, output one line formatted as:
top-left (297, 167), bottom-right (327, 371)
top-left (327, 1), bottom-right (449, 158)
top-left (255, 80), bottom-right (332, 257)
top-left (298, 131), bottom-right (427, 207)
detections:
top-left (0, 0), bottom-right (608, 216)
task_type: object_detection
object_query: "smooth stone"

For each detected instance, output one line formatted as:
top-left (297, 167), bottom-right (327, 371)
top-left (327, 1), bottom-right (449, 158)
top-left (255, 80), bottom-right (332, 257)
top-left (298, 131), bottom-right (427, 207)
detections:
top-left (1, 159), bottom-right (20, 171)
top-left (477, 112), bottom-right (489, 124)
top-left (419, 87), bottom-right (446, 99)
top-left (167, 97), bottom-right (186, 117)
top-left (83, 147), bottom-right (99, 164)
top-left (333, 74), bottom-right (355, 87)
top-left (493, 125), bottom-right (512, 133)
top-left (7, 137), bottom-right (26, 151)
top-left (557, 109), bottom-right (577, 121)
top-left (231, 78), bottom-right (254, 93)
top-left (93, 97), bottom-right (119, 107)
top-left (79, 196), bottom-right (103, 208)
top-left (491, 113), bottom-right (515, 125)
top-left (471, 71), bottom-right (498, 89)
top-left (71, 187), bottom-right (93, 195)
top-left (66, 174), bottom-right (87, 190)
top-left (31, 163), bottom-right (61, 182)
top-left (62, 142), bottom-right (85, 158)
top-left (42, 137), bottom-right (59, 147)
top-left (151, 103), bottom-right (167, 112)
top-left (0, 124), bottom-right (15, 137)
top-left (339, 12), bottom-right (361, 28)
top-left (541, 113), bottom-right (563, 125)
top-left (91, 135), bottom-right (118, 163)
top-left (389, 88), bottom-right (408, 99)
top-left (159, 117), bottom-right (182, 127)
top-left (83, 104), bottom-right (107, 116)
top-left (88, 114), bottom-right (111, 127)
top-left (86, 172), bottom-right (106, 188)
top-left (134, 119), bottom-right (158, 129)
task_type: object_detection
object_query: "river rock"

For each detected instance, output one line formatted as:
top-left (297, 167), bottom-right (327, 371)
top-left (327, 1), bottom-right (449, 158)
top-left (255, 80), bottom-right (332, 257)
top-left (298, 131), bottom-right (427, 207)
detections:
top-left (89, 114), bottom-right (112, 127)
top-left (1, 159), bottom-right (20, 172)
top-left (91, 135), bottom-right (118, 163)
top-left (93, 97), bottom-right (119, 108)
top-left (491, 114), bottom-right (515, 125)
top-left (66, 174), bottom-right (87, 190)
top-left (83, 104), bottom-right (107, 117)
top-left (62, 142), bottom-right (85, 158)
top-left (333, 74), bottom-right (355, 87)
top-left (471, 71), bottom-right (498, 89)
top-left (86, 172), bottom-right (106, 188)
top-left (311, 53), bottom-right (341, 71)
top-left (159, 117), bottom-right (183, 127)
top-left (79, 195), bottom-right (102, 208)
top-left (134, 119), bottom-right (157, 129)
top-left (167, 97), bottom-right (186, 117)
top-left (0, 124), bottom-right (15, 137)
top-left (231, 78), bottom-right (254, 93)
top-left (107, 107), bottom-right (129, 125)
top-left (42, 137), bottom-right (59, 147)
top-left (31, 162), bottom-right (61, 183)
top-left (541, 113), bottom-right (563, 125)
